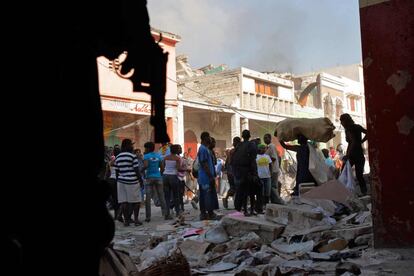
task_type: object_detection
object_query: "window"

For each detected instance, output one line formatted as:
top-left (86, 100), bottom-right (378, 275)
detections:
top-left (255, 80), bottom-right (278, 97)
top-left (349, 97), bottom-right (356, 112)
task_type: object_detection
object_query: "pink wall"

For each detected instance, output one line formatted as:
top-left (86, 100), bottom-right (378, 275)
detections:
top-left (360, 0), bottom-right (414, 247)
top-left (97, 32), bottom-right (179, 102)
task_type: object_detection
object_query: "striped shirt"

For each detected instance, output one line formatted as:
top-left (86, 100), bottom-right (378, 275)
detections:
top-left (114, 152), bottom-right (140, 184)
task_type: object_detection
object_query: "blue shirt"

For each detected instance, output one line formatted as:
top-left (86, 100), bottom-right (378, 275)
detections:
top-left (144, 152), bottom-right (163, 179)
top-left (325, 157), bottom-right (335, 168)
top-left (197, 144), bottom-right (215, 190)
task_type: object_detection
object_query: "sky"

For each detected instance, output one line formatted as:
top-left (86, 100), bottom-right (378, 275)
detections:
top-left (147, 0), bottom-right (362, 74)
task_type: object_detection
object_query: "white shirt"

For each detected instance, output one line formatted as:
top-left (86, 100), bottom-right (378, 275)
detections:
top-left (256, 154), bottom-right (272, 179)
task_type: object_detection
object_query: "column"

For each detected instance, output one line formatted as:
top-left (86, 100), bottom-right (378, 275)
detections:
top-left (174, 102), bottom-right (185, 146)
top-left (360, 0), bottom-right (414, 247)
top-left (241, 117), bottom-right (249, 131)
top-left (230, 113), bottom-right (240, 139)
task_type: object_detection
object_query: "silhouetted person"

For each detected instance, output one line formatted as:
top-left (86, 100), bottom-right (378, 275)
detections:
top-left (232, 130), bottom-right (258, 216)
top-left (340, 113), bottom-right (368, 195)
top-left (5, 1), bottom-right (162, 275)
top-left (279, 134), bottom-right (316, 196)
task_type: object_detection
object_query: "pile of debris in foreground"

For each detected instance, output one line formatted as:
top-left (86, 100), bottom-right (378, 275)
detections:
top-left (110, 181), bottom-right (404, 276)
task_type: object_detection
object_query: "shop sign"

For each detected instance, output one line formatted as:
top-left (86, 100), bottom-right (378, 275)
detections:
top-left (102, 99), bottom-right (151, 115)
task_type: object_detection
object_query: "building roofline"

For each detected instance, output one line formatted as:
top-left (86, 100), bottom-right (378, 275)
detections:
top-left (151, 27), bottom-right (181, 43)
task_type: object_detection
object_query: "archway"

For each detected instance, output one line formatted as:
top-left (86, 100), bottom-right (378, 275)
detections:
top-left (184, 130), bottom-right (198, 159)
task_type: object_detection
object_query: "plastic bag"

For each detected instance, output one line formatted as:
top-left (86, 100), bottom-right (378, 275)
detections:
top-left (308, 144), bottom-right (329, 185)
top-left (338, 161), bottom-right (356, 192)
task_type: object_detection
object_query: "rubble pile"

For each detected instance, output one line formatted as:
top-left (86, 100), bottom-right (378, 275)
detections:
top-left (112, 192), bottom-right (411, 275)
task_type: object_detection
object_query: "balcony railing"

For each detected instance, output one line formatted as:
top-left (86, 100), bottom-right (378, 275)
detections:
top-left (242, 91), bottom-right (294, 116)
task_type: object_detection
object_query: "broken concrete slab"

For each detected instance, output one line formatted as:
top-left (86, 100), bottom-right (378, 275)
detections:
top-left (239, 232), bottom-right (262, 249)
top-left (204, 224), bottom-right (229, 244)
top-left (302, 180), bottom-right (353, 208)
top-left (265, 203), bottom-right (324, 229)
top-left (271, 240), bottom-right (314, 255)
top-left (299, 197), bottom-right (337, 216)
top-left (308, 250), bottom-right (339, 261)
top-left (278, 260), bottom-right (315, 274)
top-left (355, 211), bottom-right (372, 224)
top-left (179, 239), bottom-right (211, 260)
top-left (359, 195), bottom-right (371, 206)
top-left (199, 261), bottom-right (238, 273)
top-left (327, 224), bottom-right (372, 241)
top-left (222, 249), bottom-right (252, 264)
top-left (354, 233), bottom-right (373, 246)
top-left (346, 196), bottom-right (369, 213)
top-left (318, 238), bottom-right (348, 253)
top-left (283, 224), bottom-right (333, 243)
top-left (221, 215), bottom-right (285, 243)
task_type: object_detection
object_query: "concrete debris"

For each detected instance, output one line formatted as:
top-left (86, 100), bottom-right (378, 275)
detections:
top-left (179, 239), bottom-right (210, 261)
top-left (355, 211), bottom-right (372, 224)
top-left (318, 238), bottom-right (348, 253)
top-left (221, 214), bottom-right (284, 243)
top-left (346, 196), bottom-right (369, 213)
top-left (336, 261), bottom-right (361, 275)
top-left (265, 203), bottom-right (325, 230)
top-left (278, 260), bottom-right (314, 274)
top-left (199, 261), bottom-right (238, 273)
top-left (113, 191), bottom-right (408, 276)
top-left (326, 224), bottom-right (372, 242)
top-left (139, 239), bottom-right (178, 270)
top-left (222, 250), bottom-right (252, 264)
top-left (239, 232), bottom-right (263, 249)
top-left (271, 240), bottom-right (314, 255)
top-left (204, 224), bottom-right (229, 244)
top-left (354, 233), bottom-right (373, 246)
top-left (302, 180), bottom-right (353, 208)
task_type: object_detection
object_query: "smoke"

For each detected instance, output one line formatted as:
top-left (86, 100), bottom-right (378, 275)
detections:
top-left (147, 0), bottom-right (361, 74)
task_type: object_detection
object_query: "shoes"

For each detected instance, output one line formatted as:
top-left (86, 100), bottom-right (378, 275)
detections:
top-left (222, 198), bottom-right (228, 209)
top-left (165, 215), bottom-right (173, 220)
top-left (145, 218), bottom-right (151, 223)
top-left (208, 212), bottom-right (218, 220)
top-left (134, 220), bottom-right (143, 226)
top-left (243, 211), bottom-right (251, 217)
top-left (199, 213), bottom-right (208, 221)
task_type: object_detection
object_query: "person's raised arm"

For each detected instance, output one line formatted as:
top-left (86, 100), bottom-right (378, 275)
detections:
top-left (280, 140), bottom-right (299, 152)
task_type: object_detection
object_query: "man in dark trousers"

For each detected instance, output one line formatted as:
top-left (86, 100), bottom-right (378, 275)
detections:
top-left (232, 130), bottom-right (258, 216)
top-left (280, 134), bottom-right (316, 196)
top-left (340, 113), bottom-right (368, 195)
top-left (197, 132), bottom-right (219, 220)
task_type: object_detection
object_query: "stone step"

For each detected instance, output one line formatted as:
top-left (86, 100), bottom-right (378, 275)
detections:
top-left (265, 203), bottom-right (324, 228)
top-left (221, 215), bottom-right (285, 243)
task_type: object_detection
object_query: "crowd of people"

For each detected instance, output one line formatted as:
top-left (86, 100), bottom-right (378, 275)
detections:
top-left (101, 113), bottom-right (368, 226)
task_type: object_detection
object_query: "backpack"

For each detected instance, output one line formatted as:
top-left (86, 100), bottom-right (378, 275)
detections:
top-left (192, 157), bottom-right (200, 178)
